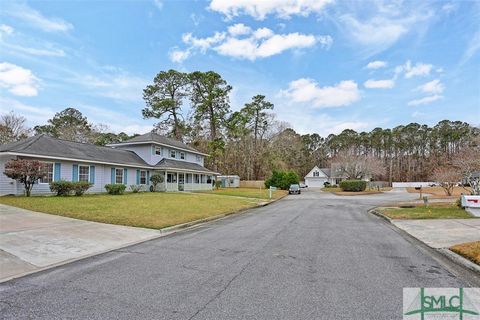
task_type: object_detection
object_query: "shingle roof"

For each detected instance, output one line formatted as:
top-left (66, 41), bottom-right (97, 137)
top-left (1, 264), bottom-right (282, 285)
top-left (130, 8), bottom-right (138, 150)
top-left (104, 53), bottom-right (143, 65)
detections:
top-left (320, 168), bottom-right (331, 177)
top-left (0, 134), bottom-right (150, 167)
top-left (112, 132), bottom-right (203, 154)
top-left (154, 158), bottom-right (217, 174)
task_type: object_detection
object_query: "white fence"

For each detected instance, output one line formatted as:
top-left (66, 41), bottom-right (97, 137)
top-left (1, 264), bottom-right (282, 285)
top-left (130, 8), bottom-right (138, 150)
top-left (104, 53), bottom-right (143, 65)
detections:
top-left (392, 182), bottom-right (435, 188)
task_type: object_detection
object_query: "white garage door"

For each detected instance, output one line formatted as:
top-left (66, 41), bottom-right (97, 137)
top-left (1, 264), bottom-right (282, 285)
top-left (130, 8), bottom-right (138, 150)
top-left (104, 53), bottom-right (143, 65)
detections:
top-left (305, 178), bottom-right (326, 188)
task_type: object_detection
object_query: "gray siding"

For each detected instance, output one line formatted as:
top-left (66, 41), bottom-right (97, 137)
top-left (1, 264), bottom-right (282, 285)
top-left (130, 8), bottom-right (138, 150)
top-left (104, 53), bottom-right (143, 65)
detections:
top-left (0, 154), bottom-right (17, 195)
top-left (114, 144), bottom-right (204, 166)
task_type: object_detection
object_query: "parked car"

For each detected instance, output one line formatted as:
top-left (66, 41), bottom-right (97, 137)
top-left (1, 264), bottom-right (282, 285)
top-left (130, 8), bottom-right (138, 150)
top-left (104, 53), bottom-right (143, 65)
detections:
top-left (289, 184), bottom-right (301, 194)
top-left (299, 183), bottom-right (308, 188)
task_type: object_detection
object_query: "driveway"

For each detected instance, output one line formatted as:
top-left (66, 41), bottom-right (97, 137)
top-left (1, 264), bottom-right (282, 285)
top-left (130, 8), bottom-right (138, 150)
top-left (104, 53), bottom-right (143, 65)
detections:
top-left (0, 204), bottom-right (160, 282)
top-left (1, 189), bottom-right (479, 319)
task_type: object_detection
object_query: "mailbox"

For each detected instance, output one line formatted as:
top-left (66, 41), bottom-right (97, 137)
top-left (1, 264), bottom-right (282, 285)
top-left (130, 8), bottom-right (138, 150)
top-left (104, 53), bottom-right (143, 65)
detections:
top-left (461, 195), bottom-right (480, 208)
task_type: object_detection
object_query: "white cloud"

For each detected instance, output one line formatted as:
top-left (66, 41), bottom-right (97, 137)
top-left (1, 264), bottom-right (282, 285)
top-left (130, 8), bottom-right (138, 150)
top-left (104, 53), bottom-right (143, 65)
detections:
top-left (171, 25), bottom-right (331, 62)
top-left (5, 3), bottom-right (73, 32)
top-left (0, 62), bottom-right (40, 96)
top-left (280, 78), bottom-right (361, 108)
top-left (396, 60), bottom-right (433, 78)
top-left (461, 31), bottom-right (480, 65)
top-left (227, 23), bottom-right (252, 36)
top-left (417, 79), bottom-right (444, 94)
top-left (2, 42), bottom-right (65, 57)
top-left (209, 0), bottom-right (333, 20)
top-left (366, 60), bottom-right (387, 69)
top-left (79, 72), bottom-right (148, 102)
top-left (408, 95), bottom-right (443, 106)
top-left (152, 0), bottom-right (163, 10)
top-left (364, 79), bottom-right (394, 89)
top-left (0, 24), bottom-right (13, 35)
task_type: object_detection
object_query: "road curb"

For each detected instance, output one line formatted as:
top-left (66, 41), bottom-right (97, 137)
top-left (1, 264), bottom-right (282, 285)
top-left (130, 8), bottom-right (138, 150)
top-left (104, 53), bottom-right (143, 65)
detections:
top-left (368, 207), bottom-right (479, 275)
top-left (0, 195), bottom-right (286, 284)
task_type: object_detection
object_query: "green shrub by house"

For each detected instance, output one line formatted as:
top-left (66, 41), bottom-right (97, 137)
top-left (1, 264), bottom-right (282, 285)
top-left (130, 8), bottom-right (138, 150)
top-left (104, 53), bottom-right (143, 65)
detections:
top-left (265, 170), bottom-right (300, 190)
top-left (50, 180), bottom-right (92, 196)
top-left (339, 180), bottom-right (367, 192)
top-left (105, 184), bottom-right (127, 195)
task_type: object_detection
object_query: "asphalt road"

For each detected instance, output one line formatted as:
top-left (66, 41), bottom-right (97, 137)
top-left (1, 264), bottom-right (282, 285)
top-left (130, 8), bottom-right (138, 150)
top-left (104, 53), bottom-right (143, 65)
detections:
top-left (1, 189), bottom-right (479, 319)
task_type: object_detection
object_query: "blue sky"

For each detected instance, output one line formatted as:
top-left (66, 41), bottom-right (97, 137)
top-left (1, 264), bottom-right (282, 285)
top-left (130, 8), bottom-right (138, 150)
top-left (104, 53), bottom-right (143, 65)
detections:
top-left (0, 0), bottom-right (479, 136)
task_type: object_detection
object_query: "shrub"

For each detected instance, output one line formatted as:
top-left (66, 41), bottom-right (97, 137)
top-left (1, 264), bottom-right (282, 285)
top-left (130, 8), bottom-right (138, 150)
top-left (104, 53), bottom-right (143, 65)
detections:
top-left (265, 170), bottom-right (300, 190)
top-left (50, 180), bottom-right (74, 196)
top-left (150, 173), bottom-right (163, 192)
top-left (73, 181), bottom-right (93, 196)
top-left (105, 184), bottom-right (126, 195)
top-left (324, 181), bottom-right (331, 187)
top-left (339, 180), bottom-right (367, 192)
top-left (130, 185), bottom-right (143, 193)
top-left (215, 180), bottom-right (222, 190)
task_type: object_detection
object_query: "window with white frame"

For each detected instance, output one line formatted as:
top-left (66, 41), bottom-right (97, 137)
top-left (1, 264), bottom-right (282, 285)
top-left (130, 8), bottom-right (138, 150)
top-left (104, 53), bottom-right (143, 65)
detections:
top-left (313, 171), bottom-right (319, 177)
top-left (196, 155), bottom-right (201, 162)
top-left (140, 170), bottom-right (147, 184)
top-left (154, 146), bottom-right (161, 155)
top-left (39, 162), bottom-right (54, 183)
top-left (115, 168), bottom-right (124, 184)
top-left (180, 152), bottom-right (185, 160)
top-left (79, 165), bottom-right (90, 182)
top-left (170, 150), bottom-right (176, 158)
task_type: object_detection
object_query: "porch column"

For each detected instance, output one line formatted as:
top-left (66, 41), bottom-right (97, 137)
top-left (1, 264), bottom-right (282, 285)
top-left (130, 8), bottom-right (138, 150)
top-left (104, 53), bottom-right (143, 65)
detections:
top-left (164, 170), bottom-right (167, 191)
top-left (176, 172), bottom-right (179, 191)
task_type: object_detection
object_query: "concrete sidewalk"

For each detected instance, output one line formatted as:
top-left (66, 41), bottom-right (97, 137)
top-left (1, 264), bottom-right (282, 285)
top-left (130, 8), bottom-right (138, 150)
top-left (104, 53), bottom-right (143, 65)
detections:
top-left (392, 219), bottom-right (480, 248)
top-left (0, 204), bottom-right (161, 282)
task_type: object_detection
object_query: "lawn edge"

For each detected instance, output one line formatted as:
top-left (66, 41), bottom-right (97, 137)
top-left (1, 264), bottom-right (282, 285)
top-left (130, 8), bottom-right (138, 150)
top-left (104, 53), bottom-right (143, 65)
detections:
top-left (0, 194), bottom-right (287, 284)
top-left (368, 208), bottom-right (480, 275)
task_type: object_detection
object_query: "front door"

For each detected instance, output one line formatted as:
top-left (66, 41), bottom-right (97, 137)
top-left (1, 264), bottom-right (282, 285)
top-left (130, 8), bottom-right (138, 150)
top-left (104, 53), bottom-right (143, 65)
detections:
top-left (178, 173), bottom-right (184, 191)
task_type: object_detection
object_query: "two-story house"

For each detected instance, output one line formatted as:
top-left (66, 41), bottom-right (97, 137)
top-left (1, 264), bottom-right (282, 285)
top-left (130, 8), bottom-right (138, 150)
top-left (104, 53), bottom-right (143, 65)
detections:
top-left (0, 132), bottom-right (218, 196)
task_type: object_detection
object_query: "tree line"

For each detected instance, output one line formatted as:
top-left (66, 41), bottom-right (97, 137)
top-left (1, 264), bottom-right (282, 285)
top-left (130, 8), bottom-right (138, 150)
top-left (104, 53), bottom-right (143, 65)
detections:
top-left (1, 68), bottom-right (478, 183)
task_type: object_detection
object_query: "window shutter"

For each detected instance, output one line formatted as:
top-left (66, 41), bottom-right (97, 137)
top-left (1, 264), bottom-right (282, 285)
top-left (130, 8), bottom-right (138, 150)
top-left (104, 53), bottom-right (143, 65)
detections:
top-left (72, 164), bottom-right (78, 182)
top-left (90, 166), bottom-right (95, 184)
top-left (54, 163), bottom-right (61, 181)
top-left (123, 168), bottom-right (128, 184)
top-left (111, 168), bottom-right (115, 184)
top-left (146, 171), bottom-right (150, 185)
top-left (136, 169), bottom-right (140, 184)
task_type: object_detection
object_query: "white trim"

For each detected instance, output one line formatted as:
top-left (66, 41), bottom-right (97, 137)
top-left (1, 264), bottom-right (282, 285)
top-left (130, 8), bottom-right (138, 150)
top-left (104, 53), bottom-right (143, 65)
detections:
top-left (2, 152), bottom-right (218, 175)
top-left (106, 141), bottom-right (209, 156)
top-left (115, 168), bottom-right (124, 184)
top-left (78, 165), bottom-right (90, 182)
top-left (4, 152), bottom-right (153, 169)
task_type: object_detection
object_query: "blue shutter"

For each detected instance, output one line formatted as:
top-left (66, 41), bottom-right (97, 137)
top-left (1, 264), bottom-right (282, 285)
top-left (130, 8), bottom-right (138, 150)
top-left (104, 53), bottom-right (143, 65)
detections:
top-left (146, 171), bottom-right (150, 185)
top-left (123, 168), bottom-right (128, 184)
top-left (89, 166), bottom-right (95, 184)
top-left (54, 163), bottom-right (61, 181)
top-left (72, 164), bottom-right (78, 182)
top-left (111, 168), bottom-right (115, 184)
top-left (136, 169), bottom-right (140, 184)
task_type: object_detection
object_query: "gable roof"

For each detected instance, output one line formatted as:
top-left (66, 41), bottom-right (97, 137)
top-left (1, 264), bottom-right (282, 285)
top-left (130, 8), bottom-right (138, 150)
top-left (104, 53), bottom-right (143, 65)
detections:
top-left (154, 158), bottom-right (217, 174)
top-left (0, 134), bottom-right (150, 167)
top-left (108, 132), bottom-right (206, 155)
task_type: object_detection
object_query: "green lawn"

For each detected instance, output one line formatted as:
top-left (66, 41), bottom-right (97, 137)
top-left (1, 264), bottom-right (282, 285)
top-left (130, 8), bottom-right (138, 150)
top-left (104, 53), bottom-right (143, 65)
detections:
top-left (0, 192), bottom-right (263, 229)
top-left (379, 205), bottom-right (475, 220)
top-left (200, 187), bottom-right (287, 199)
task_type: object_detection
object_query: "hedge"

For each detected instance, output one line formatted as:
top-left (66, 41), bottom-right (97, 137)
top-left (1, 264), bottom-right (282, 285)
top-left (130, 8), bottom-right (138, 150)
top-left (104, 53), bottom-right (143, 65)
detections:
top-left (50, 180), bottom-right (93, 196)
top-left (105, 184), bottom-right (127, 195)
top-left (339, 180), bottom-right (367, 192)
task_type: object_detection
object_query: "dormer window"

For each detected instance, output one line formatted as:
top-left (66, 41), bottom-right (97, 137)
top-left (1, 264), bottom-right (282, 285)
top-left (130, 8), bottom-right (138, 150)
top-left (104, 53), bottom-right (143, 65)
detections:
top-left (170, 150), bottom-right (176, 158)
top-left (196, 155), bottom-right (201, 162)
top-left (154, 146), bottom-right (161, 155)
top-left (180, 152), bottom-right (185, 160)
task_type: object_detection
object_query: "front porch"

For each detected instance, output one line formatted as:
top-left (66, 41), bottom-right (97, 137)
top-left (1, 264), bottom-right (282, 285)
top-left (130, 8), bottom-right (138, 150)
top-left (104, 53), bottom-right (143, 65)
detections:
top-left (156, 171), bottom-right (214, 192)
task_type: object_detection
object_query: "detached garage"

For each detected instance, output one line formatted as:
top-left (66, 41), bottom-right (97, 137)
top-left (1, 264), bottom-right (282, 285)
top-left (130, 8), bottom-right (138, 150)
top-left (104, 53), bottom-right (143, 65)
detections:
top-left (304, 166), bottom-right (329, 188)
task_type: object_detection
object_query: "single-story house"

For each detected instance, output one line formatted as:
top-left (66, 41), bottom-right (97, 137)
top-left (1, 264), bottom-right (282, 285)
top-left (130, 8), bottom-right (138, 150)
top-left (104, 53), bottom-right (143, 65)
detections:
top-left (0, 133), bottom-right (218, 196)
top-left (217, 175), bottom-right (240, 188)
top-left (304, 166), bottom-right (370, 188)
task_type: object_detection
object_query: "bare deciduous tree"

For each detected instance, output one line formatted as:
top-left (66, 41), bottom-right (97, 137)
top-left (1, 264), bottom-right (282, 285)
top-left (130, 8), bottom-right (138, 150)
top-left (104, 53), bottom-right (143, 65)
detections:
top-left (0, 111), bottom-right (31, 144)
top-left (431, 166), bottom-right (463, 196)
top-left (453, 148), bottom-right (480, 195)
top-left (331, 151), bottom-right (386, 180)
